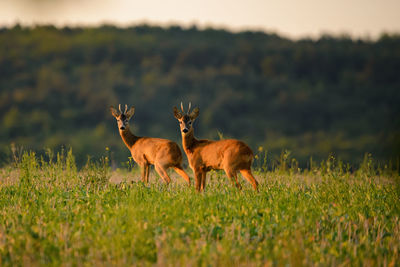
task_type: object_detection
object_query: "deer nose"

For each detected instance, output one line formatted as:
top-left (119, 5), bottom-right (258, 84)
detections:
top-left (182, 128), bottom-right (189, 133)
top-left (120, 126), bottom-right (125, 130)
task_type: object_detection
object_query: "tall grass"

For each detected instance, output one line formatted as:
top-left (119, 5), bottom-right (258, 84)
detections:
top-left (0, 149), bottom-right (399, 266)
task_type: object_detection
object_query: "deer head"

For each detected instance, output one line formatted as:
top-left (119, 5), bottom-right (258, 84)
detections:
top-left (110, 104), bottom-right (135, 130)
top-left (173, 102), bottom-right (199, 134)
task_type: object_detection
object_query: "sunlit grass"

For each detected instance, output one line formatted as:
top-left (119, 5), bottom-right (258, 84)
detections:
top-left (0, 149), bottom-right (399, 266)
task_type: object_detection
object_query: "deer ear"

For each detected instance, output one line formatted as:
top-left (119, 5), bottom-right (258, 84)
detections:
top-left (189, 107), bottom-right (199, 120)
top-left (110, 106), bottom-right (120, 118)
top-left (125, 106), bottom-right (135, 119)
top-left (173, 106), bottom-right (183, 119)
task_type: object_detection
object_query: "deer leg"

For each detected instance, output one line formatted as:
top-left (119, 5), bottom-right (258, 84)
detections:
top-left (224, 169), bottom-right (242, 190)
top-left (172, 165), bottom-right (191, 186)
top-left (200, 172), bottom-right (207, 191)
top-left (139, 163), bottom-right (147, 183)
top-left (239, 169), bottom-right (259, 191)
top-left (155, 164), bottom-right (171, 185)
top-left (194, 171), bottom-right (202, 192)
top-left (145, 164), bottom-right (150, 184)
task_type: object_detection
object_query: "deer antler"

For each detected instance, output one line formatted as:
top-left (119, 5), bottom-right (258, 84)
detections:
top-left (118, 104), bottom-right (122, 114)
top-left (125, 104), bottom-right (128, 114)
top-left (181, 102), bottom-right (185, 113)
top-left (180, 102), bottom-right (192, 114)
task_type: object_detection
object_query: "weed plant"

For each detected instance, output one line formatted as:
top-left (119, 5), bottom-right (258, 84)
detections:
top-left (0, 149), bottom-right (399, 266)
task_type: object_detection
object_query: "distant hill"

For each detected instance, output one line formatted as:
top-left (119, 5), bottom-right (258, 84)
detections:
top-left (0, 25), bottom-right (399, 166)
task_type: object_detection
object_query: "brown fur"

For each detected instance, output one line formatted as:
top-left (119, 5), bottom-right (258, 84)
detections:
top-left (173, 106), bottom-right (258, 192)
top-left (111, 105), bottom-right (190, 185)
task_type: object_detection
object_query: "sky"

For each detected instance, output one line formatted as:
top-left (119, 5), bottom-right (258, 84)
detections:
top-left (1, 0), bottom-right (399, 39)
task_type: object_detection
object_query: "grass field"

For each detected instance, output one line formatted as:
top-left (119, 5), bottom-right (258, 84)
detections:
top-left (0, 150), bottom-right (399, 266)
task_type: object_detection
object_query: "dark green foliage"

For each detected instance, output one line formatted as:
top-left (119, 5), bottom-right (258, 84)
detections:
top-left (0, 25), bottom-right (399, 166)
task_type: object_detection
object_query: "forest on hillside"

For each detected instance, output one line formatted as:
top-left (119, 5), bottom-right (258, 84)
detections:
top-left (0, 24), bottom-right (399, 167)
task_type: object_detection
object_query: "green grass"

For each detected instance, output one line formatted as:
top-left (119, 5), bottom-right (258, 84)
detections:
top-left (0, 150), bottom-right (399, 266)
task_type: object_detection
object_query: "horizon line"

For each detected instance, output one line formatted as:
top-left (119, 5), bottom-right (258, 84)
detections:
top-left (2, 20), bottom-right (399, 41)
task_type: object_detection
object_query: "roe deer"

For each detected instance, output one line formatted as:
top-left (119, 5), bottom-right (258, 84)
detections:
top-left (110, 104), bottom-right (190, 186)
top-left (173, 103), bottom-right (258, 192)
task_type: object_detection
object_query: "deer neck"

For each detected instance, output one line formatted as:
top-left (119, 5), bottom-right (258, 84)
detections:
top-left (119, 126), bottom-right (139, 148)
top-left (182, 129), bottom-right (197, 153)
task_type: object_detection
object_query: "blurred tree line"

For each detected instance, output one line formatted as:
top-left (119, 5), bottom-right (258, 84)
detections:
top-left (0, 24), bottom-right (399, 167)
